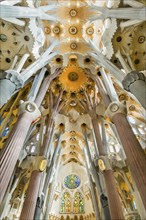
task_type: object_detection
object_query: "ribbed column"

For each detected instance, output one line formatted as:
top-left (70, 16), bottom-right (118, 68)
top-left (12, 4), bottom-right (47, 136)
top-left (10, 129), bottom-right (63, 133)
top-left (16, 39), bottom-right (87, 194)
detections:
top-left (103, 170), bottom-right (125, 219)
top-left (0, 101), bottom-right (40, 205)
top-left (84, 149), bottom-right (100, 219)
top-left (19, 122), bottom-right (55, 220)
top-left (91, 118), bottom-right (124, 219)
top-left (83, 127), bottom-right (111, 220)
top-left (0, 112), bottom-right (33, 204)
top-left (20, 170), bottom-right (42, 220)
top-left (112, 112), bottom-right (146, 208)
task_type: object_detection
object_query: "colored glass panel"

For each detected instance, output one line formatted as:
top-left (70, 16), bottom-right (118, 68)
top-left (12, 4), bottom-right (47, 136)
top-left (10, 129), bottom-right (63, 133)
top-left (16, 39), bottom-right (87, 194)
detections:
top-left (64, 174), bottom-right (81, 189)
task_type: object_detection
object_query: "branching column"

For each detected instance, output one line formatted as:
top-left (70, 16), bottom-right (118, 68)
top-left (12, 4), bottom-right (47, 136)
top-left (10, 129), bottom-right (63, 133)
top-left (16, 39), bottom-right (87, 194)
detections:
top-left (20, 107), bottom-right (64, 219)
top-left (0, 68), bottom-right (62, 205)
top-left (44, 147), bottom-right (63, 219)
top-left (80, 90), bottom-right (124, 219)
top-left (82, 125), bottom-right (111, 220)
top-left (92, 117), bottom-right (124, 219)
top-left (0, 102), bottom-right (41, 204)
top-left (106, 101), bottom-right (146, 208)
top-left (83, 149), bottom-right (100, 220)
top-left (122, 71), bottom-right (146, 110)
top-left (0, 43), bottom-right (58, 107)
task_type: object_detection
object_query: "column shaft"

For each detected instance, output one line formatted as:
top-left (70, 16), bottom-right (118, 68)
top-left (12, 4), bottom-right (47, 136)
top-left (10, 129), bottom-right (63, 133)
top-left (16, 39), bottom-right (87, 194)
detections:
top-left (129, 80), bottom-right (146, 109)
top-left (84, 150), bottom-right (100, 219)
top-left (0, 79), bottom-right (16, 107)
top-left (112, 113), bottom-right (146, 208)
top-left (103, 170), bottom-right (124, 219)
top-left (0, 113), bottom-right (32, 204)
top-left (92, 119), bottom-right (124, 219)
top-left (20, 170), bottom-right (42, 220)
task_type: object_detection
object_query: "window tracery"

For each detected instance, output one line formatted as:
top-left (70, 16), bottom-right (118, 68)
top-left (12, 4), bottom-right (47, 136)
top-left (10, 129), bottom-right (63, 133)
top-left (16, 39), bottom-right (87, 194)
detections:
top-left (60, 191), bottom-right (84, 214)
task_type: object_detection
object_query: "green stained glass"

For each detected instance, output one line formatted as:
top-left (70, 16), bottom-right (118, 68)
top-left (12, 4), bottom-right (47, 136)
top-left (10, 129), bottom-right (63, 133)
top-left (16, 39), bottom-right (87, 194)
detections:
top-left (60, 191), bottom-right (84, 214)
top-left (73, 192), bottom-right (84, 213)
top-left (60, 192), bottom-right (71, 213)
top-left (64, 174), bottom-right (81, 189)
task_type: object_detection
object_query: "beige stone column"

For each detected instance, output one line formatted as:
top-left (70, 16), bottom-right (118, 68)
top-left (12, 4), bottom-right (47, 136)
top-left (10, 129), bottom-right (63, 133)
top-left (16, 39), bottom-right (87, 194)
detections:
top-left (106, 101), bottom-right (146, 209)
top-left (0, 102), bottom-right (41, 204)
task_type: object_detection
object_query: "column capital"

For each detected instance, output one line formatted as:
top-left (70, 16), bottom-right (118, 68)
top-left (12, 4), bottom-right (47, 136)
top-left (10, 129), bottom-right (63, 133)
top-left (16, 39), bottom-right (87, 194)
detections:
top-left (18, 101), bottom-right (41, 123)
top-left (0, 70), bottom-right (24, 89)
top-left (31, 156), bottom-right (47, 172)
top-left (122, 71), bottom-right (146, 91)
top-left (105, 101), bottom-right (127, 119)
top-left (98, 156), bottom-right (112, 172)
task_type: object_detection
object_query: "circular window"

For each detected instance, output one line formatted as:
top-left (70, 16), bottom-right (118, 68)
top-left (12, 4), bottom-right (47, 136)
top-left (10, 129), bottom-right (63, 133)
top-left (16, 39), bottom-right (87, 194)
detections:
top-left (64, 174), bottom-right (81, 189)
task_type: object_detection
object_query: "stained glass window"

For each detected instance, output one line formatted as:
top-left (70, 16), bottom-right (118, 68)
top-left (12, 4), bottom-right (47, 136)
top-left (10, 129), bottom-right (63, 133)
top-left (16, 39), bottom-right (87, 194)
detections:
top-left (60, 191), bottom-right (84, 214)
top-left (64, 174), bottom-right (81, 189)
top-left (60, 192), bottom-right (71, 213)
top-left (73, 192), bottom-right (84, 213)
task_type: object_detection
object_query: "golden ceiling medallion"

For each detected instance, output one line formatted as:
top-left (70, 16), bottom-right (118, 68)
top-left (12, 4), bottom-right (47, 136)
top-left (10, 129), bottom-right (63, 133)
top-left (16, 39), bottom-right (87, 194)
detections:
top-left (53, 26), bottom-right (60, 35)
top-left (44, 26), bottom-right (51, 34)
top-left (68, 72), bottom-right (79, 81)
top-left (86, 27), bottom-right (94, 36)
top-left (70, 42), bottom-right (77, 50)
top-left (69, 26), bottom-right (78, 35)
top-left (59, 66), bottom-right (87, 92)
top-left (69, 9), bottom-right (77, 17)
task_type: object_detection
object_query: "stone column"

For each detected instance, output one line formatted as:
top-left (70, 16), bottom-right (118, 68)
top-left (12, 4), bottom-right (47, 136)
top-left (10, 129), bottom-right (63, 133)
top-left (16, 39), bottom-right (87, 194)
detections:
top-left (19, 170), bottom-right (42, 220)
top-left (0, 101), bottom-right (41, 204)
top-left (83, 149), bottom-right (100, 220)
top-left (91, 119), bottom-right (124, 219)
top-left (106, 101), bottom-right (146, 209)
top-left (0, 70), bottom-right (24, 108)
top-left (44, 148), bottom-right (62, 219)
top-left (0, 4), bottom-right (57, 21)
top-left (82, 127), bottom-right (111, 220)
top-left (80, 89), bottom-right (124, 219)
top-left (20, 126), bottom-right (63, 220)
top-left (0, 43), bottom-right (59, 107)
top-left (89, 40), bottom-right (125, 82)
top-left (122, 71), bottom-right (146, 110)
top-left (0, 69), bottom-right (61, 205)
top-left (91, 6), bottom-right (146, 20)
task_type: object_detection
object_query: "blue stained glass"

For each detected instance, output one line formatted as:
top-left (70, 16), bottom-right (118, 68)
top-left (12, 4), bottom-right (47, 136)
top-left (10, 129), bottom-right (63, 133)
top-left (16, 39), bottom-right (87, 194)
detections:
top-left (64, 174), bottom-right (81, 189)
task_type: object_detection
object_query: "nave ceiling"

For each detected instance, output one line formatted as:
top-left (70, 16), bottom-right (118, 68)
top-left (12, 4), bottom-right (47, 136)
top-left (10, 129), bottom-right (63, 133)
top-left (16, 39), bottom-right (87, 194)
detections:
top-left (0, 0), bottom-right (146, 219)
